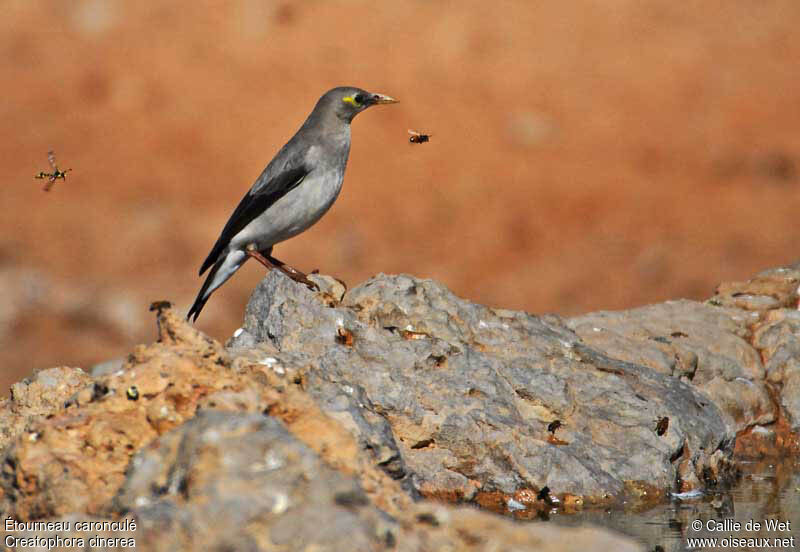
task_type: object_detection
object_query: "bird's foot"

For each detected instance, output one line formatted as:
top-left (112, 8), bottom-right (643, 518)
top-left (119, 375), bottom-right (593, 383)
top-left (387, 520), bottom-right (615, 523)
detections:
top-left (263, 253), bottom-right (318, 291)
top-left (280, 266), bottom-right (319, 291)
top-left (308, 268), bottom-right (347, 291)
top-left (244, 248), bottom-right (318, 291)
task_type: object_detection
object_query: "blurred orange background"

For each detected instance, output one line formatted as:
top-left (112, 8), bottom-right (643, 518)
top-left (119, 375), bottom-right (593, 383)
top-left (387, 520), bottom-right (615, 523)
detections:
top-left (2, 1), bottom-right (799, 394)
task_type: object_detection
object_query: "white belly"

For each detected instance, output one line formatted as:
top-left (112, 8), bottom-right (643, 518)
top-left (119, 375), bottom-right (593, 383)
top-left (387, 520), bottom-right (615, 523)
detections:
top-left (230, 169), bottom-right (345, 251)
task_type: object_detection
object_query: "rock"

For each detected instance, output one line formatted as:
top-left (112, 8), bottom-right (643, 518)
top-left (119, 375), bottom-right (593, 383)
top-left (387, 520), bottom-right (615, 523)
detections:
top-left (234, 272), bottom-right (736, 504)
top-left (89, 358), bottom-right (124, 378)
top-left (1, 265), bottom-right (799, 548)
top-left (710, 266), bottom-right (800, 311)
top-left (0, 307), bottom-right (245, 518)
top-left (0, 366), bottom-right (92, 450)
top-left (568, 300), bottom-right (774, 432)
top-left (111, 410), bottom-right (396, 551)
top-left (751, 309), bottom-right (800, 431)
top-left (308, 272), bottom-right (347, 304)
top-left (0, 307), bottom-right (410, 521)
top-left (395, 504), bottom-right (641, 552)
top-left (3, 410), bottom-right (642, 552)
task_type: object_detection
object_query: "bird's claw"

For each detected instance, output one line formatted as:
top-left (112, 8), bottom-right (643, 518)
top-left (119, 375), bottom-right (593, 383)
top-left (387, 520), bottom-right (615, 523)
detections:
top-left (284, 270), bottom-right (319, 292)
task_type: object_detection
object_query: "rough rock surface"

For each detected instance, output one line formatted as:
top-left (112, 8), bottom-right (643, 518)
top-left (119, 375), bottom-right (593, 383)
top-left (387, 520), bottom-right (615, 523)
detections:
top-left (1, 266), bottom-right (799, 550)
top-left (229, 272), bottom-right (741, 504)
top-left (573, 265), bottom-right (800, 456)
top-left (103, 410), bottom-right (638, 552)
top-left (0, 326), bottom-right (639, 550)
top-left (0, 366), bottom-right (93, 450)
top-left (568, 300), bottom-right (772, 433)
top-left (0, 306), bottom-right (410, 521)
top-left (113, 410), bottom-right (397, 551)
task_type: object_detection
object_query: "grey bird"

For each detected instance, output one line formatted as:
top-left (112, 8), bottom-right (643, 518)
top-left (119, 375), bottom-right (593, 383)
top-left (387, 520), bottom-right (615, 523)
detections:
top-left (187, 86), bottom-right (398, 321)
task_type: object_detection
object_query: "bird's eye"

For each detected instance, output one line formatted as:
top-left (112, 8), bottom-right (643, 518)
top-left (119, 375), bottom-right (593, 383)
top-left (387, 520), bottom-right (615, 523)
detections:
top-left (353, 93), bottom-right (364, 105)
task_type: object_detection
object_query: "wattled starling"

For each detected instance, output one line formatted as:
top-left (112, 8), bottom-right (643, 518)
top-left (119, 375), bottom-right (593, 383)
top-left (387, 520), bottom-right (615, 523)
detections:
top-left (188, 86), bottom-right (397, 321)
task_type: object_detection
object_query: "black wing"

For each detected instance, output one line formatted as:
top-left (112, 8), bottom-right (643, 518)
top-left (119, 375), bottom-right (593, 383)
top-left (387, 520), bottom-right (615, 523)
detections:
top-left (198, 163), bottom-right (310, 275)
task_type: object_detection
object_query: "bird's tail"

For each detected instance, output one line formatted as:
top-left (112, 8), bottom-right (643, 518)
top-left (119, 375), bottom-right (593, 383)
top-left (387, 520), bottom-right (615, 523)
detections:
top-left (187, 250), bottom-right (247, 322)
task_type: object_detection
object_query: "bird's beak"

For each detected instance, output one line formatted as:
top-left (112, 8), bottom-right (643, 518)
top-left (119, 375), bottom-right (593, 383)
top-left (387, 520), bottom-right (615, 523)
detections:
top-left (371, 93), bottom-right (399, 105)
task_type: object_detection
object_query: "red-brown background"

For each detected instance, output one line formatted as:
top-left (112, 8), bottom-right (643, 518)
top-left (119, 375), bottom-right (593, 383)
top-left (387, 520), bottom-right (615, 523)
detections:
top-left (2, 1), bottom-right (799, 394)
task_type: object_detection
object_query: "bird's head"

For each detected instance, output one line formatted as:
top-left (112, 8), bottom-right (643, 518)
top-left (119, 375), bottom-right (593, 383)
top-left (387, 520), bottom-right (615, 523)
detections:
top-left (318, 86), bottom-right (398, 123)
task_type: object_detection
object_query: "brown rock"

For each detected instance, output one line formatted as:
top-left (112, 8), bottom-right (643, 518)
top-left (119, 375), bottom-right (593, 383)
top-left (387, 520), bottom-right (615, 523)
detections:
top-left (4, 411), bottom-right (641, 551)
top-left (0, 306), bottom-right (409, 521)
top-left (0, 366), bottom-right (93, 451)
top-left (711, 267), bottom-right (800, 311)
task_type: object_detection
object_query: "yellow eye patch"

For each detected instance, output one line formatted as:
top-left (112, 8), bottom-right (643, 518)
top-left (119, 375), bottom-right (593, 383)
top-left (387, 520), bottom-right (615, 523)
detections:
top-left (342, 95), bottom-right (361, 107)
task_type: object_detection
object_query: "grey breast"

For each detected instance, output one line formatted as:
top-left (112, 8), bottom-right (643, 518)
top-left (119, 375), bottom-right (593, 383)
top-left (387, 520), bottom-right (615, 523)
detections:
top-left (231, 130), bottom-right (351, 251)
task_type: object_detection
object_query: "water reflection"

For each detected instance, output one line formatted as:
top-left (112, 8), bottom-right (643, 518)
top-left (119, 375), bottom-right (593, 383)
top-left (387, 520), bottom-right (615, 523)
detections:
top-left (550, 459), bottom-right (800, 551)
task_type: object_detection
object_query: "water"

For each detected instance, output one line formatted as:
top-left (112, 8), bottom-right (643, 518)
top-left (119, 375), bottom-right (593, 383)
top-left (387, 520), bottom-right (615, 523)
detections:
top-left (550, 458), bottom-right (800, 551)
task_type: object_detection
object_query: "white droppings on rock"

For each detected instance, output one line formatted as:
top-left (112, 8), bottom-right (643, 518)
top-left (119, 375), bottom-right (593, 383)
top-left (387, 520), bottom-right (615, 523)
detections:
top-left (342, 385), bottom-right (354, 395)
top-left (264, 451), bottom-right (284, 471)
top-left (592, 327), bottom-right (602, 332)
top-left (506, 498), bottom-right (526, 511)
top-left (256, 355), bottom-right (285, 375)
top-left (271, 492), bottom-right (289, 514)
top-left (671, 488), bottom-right (704, 499)
top-left (478, 320), bottom-right (488, 329)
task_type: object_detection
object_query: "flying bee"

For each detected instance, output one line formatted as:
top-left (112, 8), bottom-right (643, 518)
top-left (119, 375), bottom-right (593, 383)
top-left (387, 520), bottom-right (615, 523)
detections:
top-left (34, 150), bottom-right (72, 191)
top-left (655, 416), bottom-right (669, 436)
top-left (547, 420), bottom-right (562, 435)
top-left (408, 130), bottom-right (431, 144)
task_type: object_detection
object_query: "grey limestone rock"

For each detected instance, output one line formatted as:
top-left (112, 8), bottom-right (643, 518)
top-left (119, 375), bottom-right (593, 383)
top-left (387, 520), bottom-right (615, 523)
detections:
top-left (568, 300), bottom-right (774, 433)
top-left (231, 271), bottom-right (749, 503)
top-left (92, 410), bottom-right (642, 552)
top-left (112, 410), bottom-right (393, 551)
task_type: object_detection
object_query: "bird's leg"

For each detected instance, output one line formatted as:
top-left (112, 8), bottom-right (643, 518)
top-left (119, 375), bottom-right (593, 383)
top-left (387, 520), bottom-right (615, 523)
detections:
top-left (245, 244), bottom-right (281, 271)
top-left (244, 244), bottom-right (318, 290)
top-left (264, 254), bottom-right (319, 291)
top-left (279, 259), bottom-right (347, 292)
